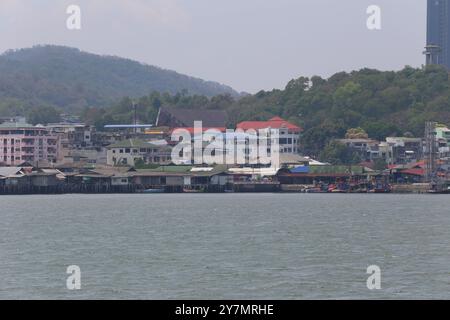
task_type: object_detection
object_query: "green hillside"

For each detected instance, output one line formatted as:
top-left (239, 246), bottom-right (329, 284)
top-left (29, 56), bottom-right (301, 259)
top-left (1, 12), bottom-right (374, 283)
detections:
top-left (0, 45), bottom-right (238, 113)
top-left (83, 65), bottom-right (450, 158)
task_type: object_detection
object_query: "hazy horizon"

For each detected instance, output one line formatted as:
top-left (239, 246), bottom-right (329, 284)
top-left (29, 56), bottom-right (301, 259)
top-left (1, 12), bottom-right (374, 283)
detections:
top-left (0, 0), bottom-right (427, 93)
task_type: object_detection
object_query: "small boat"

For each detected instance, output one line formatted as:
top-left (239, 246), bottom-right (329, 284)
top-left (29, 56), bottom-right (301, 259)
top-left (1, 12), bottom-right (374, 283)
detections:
top-left (305, 187), bottom-right (326, 193)
top-left (141, 188), bottom-right (165, 194)
top-left (183, 188), bottom-right (205, 193)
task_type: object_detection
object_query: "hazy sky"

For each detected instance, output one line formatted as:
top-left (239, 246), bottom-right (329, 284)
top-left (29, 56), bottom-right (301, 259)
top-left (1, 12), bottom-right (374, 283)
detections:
top-left (0, 0), bottom-right (426, 93)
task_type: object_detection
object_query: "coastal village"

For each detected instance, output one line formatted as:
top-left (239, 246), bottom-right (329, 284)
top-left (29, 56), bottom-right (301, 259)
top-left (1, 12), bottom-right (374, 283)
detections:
top-left (1, 107), bottom-right (450, 195)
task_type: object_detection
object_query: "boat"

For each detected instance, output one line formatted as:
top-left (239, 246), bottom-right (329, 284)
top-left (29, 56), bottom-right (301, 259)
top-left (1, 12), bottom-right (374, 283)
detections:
top-left (427, 182), bottom-right (450, 194)
top-left (183, 188), bottom-right (205, 193)
top-left (141, 188), bottom-right (165, 193)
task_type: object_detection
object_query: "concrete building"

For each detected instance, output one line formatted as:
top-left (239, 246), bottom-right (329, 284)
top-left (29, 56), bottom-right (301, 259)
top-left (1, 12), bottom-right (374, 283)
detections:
top-left (385, 137), bottom-right (424, 165)
top-left (106, 139), bottom-right (172, 166)
top-left (435, 125), bottom-right (450, 147)
top-left (0, 123), bottom-right (60, 166)
top-left (46, 123), bottom-right (94, 149)
top-left (426, 0), bottom-right (450, 68)
top-left (236, 117), bottom-right (302, 154)
top-left (335, 138), bottom-right (381, 162)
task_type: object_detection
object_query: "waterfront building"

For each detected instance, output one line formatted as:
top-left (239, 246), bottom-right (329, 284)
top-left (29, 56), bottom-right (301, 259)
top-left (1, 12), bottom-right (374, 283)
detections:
top-left (236, 117), bottom-right (302, 154)
top-left (0, 122), bottom-right (61, 166)
top-left (106, 139), bottom-right (172, 166)
top-left (426, 0), bottom-right (450, 68)
top-left (385, 137), bottom-right (424, 165)
top-left (335, 138), bottom-right (381, 162)
top-left (46, 123), bottom-right (105, 165)
top-left (46, 123), bottom-right (95, 149)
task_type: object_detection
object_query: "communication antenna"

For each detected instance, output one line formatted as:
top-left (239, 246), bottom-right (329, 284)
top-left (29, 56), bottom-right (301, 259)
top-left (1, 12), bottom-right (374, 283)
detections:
top-left (424, 45), bottom-right (442, 65)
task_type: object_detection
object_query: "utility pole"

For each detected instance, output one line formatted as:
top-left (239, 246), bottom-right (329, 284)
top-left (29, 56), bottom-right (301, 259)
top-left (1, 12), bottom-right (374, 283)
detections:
top-left (133, 102), bottom-right (137, 135)
top-left (424, 121), bottom-right (438, 182)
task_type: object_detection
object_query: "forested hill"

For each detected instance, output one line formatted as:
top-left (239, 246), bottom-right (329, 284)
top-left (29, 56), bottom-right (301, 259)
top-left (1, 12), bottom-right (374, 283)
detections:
top-left (0, 45), bottom-right (238, 110)
top-left (81, 65), bottom-right (450, 158)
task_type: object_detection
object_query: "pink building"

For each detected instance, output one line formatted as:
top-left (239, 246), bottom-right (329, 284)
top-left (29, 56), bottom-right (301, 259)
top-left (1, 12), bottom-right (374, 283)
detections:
top-left (0, 123), bottom-right (60, 166)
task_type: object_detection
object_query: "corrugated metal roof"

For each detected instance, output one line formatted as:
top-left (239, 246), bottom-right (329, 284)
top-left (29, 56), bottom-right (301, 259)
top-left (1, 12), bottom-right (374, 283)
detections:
top-left (0, 167), bottom-right (23, 177)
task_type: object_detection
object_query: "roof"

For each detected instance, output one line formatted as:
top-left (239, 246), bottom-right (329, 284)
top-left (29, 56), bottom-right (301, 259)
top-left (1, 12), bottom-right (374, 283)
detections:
top-left (0, 167), bottom-right (24, 177)
top-left (190, 165), bottom-right (229, 177)
top-left (227, 167), bottom-right (279, 176)
top-left (145, 165), bottom-right (193, 173)
top-left (91, 168), bottom-right (135, 177)
top-left (279, 154), bottom-right (312, 165)
top-left (169, 127), bottom-right (227, 134)
top-left (236, 117), bottom-right (302, 132)
top-left (388, 161), bottom-right (425, 170)
top-left (158, 107), bottom-right (228, 128)
top-left (399, 169), bottom-right (425, 176)
top-left (0, 122), bottom-right (35, 129)
top-left (277, 172), bottom-right (355, 178)
top-left (107, 139), bottom-right (166, 149)
top-left (309, 165), bottom-right (366, 175)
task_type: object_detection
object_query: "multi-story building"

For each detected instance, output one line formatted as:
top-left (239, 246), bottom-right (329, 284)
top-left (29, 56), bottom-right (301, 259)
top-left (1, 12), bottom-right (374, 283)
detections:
top-left (335, 138), bottom-right (381, 162)
top-left (46, 123), bottom-right (95, 149)
top-left (0, 122), bottom-right (60, 166)
top-left (335, 137), bottom-right (424, 165)
top-left (45, 123), bottom-right (108, 165)
top-left (435, 125), bottom-right (450, 147)
top-left (425, 0), bottom-right (450, 68)
top-left (385, 137), bottom-right (424, 165)
top-left (106, 139), bottom-right (172, 166)
top-left (236, 117), bottom-right (302, 154)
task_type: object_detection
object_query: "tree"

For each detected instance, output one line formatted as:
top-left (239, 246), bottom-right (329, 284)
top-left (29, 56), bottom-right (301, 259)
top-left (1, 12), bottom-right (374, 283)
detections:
top-left (345, 127), bottom-right (369, 139)
top-left (319, 141), bottom-right (361, 165)
top-left (26, 106), bottom-right (61, 125)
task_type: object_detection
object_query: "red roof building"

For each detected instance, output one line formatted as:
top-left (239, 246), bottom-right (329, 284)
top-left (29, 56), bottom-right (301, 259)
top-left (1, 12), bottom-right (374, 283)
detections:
top-left (236, 117), bottom-right (302, 133)
top-left (236, 117), bottom-right (302, 154)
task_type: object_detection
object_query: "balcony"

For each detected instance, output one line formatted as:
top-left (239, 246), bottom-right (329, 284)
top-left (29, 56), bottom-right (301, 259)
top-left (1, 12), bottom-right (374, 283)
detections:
top-left (21, 148), bottom-right (35, 155)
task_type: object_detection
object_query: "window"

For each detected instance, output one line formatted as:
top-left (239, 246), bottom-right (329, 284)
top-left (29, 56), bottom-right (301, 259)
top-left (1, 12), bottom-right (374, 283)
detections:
top-left (125, 148), bottom-right (130, 153)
